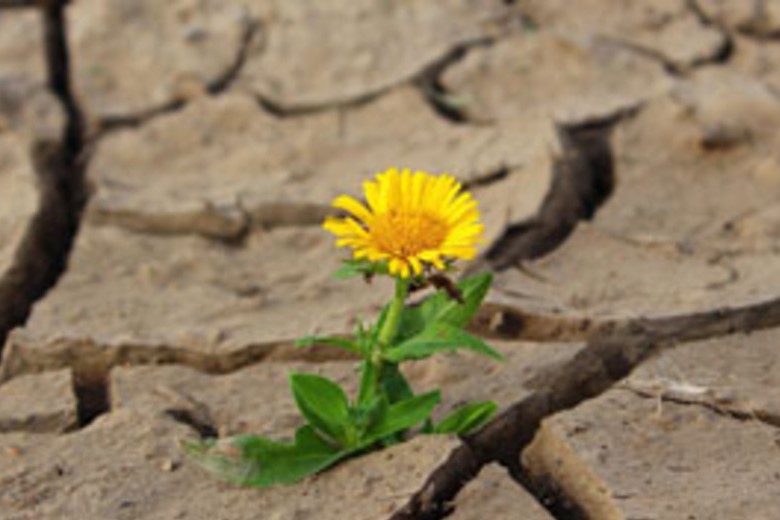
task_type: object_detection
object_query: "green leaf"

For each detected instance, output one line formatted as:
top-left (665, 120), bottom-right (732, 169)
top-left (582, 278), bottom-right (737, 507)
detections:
top-left (398, 273), bottom-right (493, 342)
top-left (356, 360), bottom-right (379, 406)
top-left (333, 263), bottom-right (363, 280)
top-left (380, 363), bottom-right (414, 404)
top-left (355, 320), bottom-right (370, 354)
top-left (351, 392), bottom-right (388, 437)
top-left (364, 390), bottom-right (441, 443)
top-left (433, 401), bottom-right (498, 435)
top-left (332, 259), bottom-right (389, 279)
top-left (290, 373), bottom-right (351, 446)
top-left (384, 322), bottom-right (504, 363)
top-left (295, 336), bottom-right (361, 355)
top-left (184, 425), bottom-right (349, 487)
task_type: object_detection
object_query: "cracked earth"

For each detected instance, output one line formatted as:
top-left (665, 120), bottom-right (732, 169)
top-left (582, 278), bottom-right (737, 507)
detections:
top-left (1, 1), bottom-right (780, 519)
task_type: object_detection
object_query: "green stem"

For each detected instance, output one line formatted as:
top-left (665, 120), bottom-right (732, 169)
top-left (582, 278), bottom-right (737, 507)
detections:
top-left (359, 277), bottom-right (408, 406)
top-left (378, 277), bottom-right (409, 348)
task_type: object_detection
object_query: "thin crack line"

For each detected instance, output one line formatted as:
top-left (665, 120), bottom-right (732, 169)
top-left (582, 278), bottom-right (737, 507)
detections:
top-left (618, 384), bottom-right (780, 430)
top-left (97, 16), bottom-right (264, 134)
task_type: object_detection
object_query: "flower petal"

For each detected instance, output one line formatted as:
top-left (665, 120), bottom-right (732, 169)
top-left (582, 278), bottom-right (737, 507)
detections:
top-left (332, 195), bottom-right (374, 225)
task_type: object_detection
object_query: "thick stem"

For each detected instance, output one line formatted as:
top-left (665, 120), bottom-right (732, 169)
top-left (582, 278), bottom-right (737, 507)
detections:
top-left (378, 277), bottom-right (409, 348)
top-left (359, 277), bottom-right (409, 406)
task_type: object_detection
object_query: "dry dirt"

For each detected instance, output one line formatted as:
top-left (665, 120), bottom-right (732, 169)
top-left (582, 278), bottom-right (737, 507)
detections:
top-left (1, 1), bottom-right (780, 519)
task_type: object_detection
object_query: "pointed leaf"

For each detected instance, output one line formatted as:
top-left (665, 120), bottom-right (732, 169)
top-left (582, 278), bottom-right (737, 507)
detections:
top-left (332, 259), bottom-right (389, 279)
top-left (332, 262), bottom-right (364, 280)
top-left (184, 425), bottom-right (349, 487)
top-left (433, 401), bottom-right (498, 435)
top-left (364, 390), bottom-right (441, 442)
top-left (384, 322), bottom-right (504, 363)
top-left (352, 392), bottom-right (388, 437)
top-left (398, 273), bottom-right (493, 341)
top-left (290, 373), bottom-right (350, 446)
top-left (380, 363), bottom-right (414, 404)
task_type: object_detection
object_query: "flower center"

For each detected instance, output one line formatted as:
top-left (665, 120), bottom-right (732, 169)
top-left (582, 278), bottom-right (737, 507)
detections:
top-left (371, 210), bottom-right (449, 258)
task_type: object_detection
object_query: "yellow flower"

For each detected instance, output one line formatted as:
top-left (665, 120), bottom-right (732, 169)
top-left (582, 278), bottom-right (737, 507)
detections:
top-left (323, 168), bottom-right (484, 278)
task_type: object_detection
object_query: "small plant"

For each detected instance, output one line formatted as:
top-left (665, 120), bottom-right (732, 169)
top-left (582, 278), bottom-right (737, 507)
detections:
top-left (186, 168), bottom-right (502, 486)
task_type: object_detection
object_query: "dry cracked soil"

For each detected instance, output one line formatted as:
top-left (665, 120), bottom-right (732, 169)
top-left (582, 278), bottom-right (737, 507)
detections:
top-left (1, 1), bottom-right (780, 519)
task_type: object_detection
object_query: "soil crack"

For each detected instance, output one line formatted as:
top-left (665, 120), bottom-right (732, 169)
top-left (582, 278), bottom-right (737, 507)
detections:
top-left (0, 0), bottom-right (90, 358)
top-left (71, 363), bottom-right (110, 428)
top-left (255, 36), bottom-right (497, 120)
top-left (688, 0), bottom-right (780, 40)
top-left (479, 116), bottom-right (621, 272)
top-left (619, 381), bottom-right (780, 430)
top-left (0, 336), bottom-right (357, 384)
top-left (97, 16), bottom-right (263, 135)
top-left (414, 37), bottom-right (495, 124)
top-left (387, 290), bottom-right (780, 520)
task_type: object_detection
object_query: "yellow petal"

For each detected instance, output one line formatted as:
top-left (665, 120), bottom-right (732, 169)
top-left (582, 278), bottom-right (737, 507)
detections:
top-left (364, 179), bottom-right (384, 214)
top-left (385, 168), bottom-right (401, 209)
top-left (332, 195), bottom-right (374, 224)
top-left (323, 217), bottom-right (368, 239)
top-left (409, 256), bottom-right (423, 275)
top-left (389, 258), bottom-right (404, 276)
top-left (419, 250), bottom-right (445, 270)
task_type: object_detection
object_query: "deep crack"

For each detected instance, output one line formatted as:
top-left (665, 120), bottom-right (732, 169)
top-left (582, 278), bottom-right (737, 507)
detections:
top-left (481, 116), bottom-right (620, 271)
top-left (509, 466), bottom-right (589, 520)
top-left (71, 364), bottom-right (110, 428)
top-left (0, 1), bottom-right (89, 358)
top-left (387, 288), bottom-right (780, 520)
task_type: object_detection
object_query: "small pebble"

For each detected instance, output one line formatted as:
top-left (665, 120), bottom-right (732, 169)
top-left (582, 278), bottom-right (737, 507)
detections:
top-left (161, 459), bottom-right (179, 472)
top-left (5, 446), bottom-right (22, 457)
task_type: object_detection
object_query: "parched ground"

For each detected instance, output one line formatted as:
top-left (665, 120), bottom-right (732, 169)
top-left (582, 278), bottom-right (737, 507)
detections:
top-left (1, 1), bottom-right (780, 519)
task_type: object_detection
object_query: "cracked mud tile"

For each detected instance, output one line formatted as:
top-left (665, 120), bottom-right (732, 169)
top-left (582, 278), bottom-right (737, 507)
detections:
top-left (0, 133), bottom-right (38, 281)
top-left (487, 223), bottom-right (743, 326)
top-left (450, 464), bottom-right (555, 520)
top-left (697, 0), bottom-right (780, 38)
top-left (0, 0), bottom-right (249, 115)
top-left (0, 224), bottom-right (390, 379)
top-left (0, 406), bottom-right (461, 520)
top-left (441, 29), bottom-right (668, 125)
top-left (0, 370), bottom-right (75, 433)
top-left (87, 88), bottom-right (554, 240)
top-left (729, 35), bottom-right (780, 92)
top-left (235, 0), bottom-right (509, 109)
top-left (623, 327), bottom-right (780, 428)
top-left (517, 0), bottom-right (728, 70)
top-left (0, 410), bottom-right (195, 520)
top-left (523, 386), bottom-right (780, 520)
top-left (596, 70), bottom-right (780, 248)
